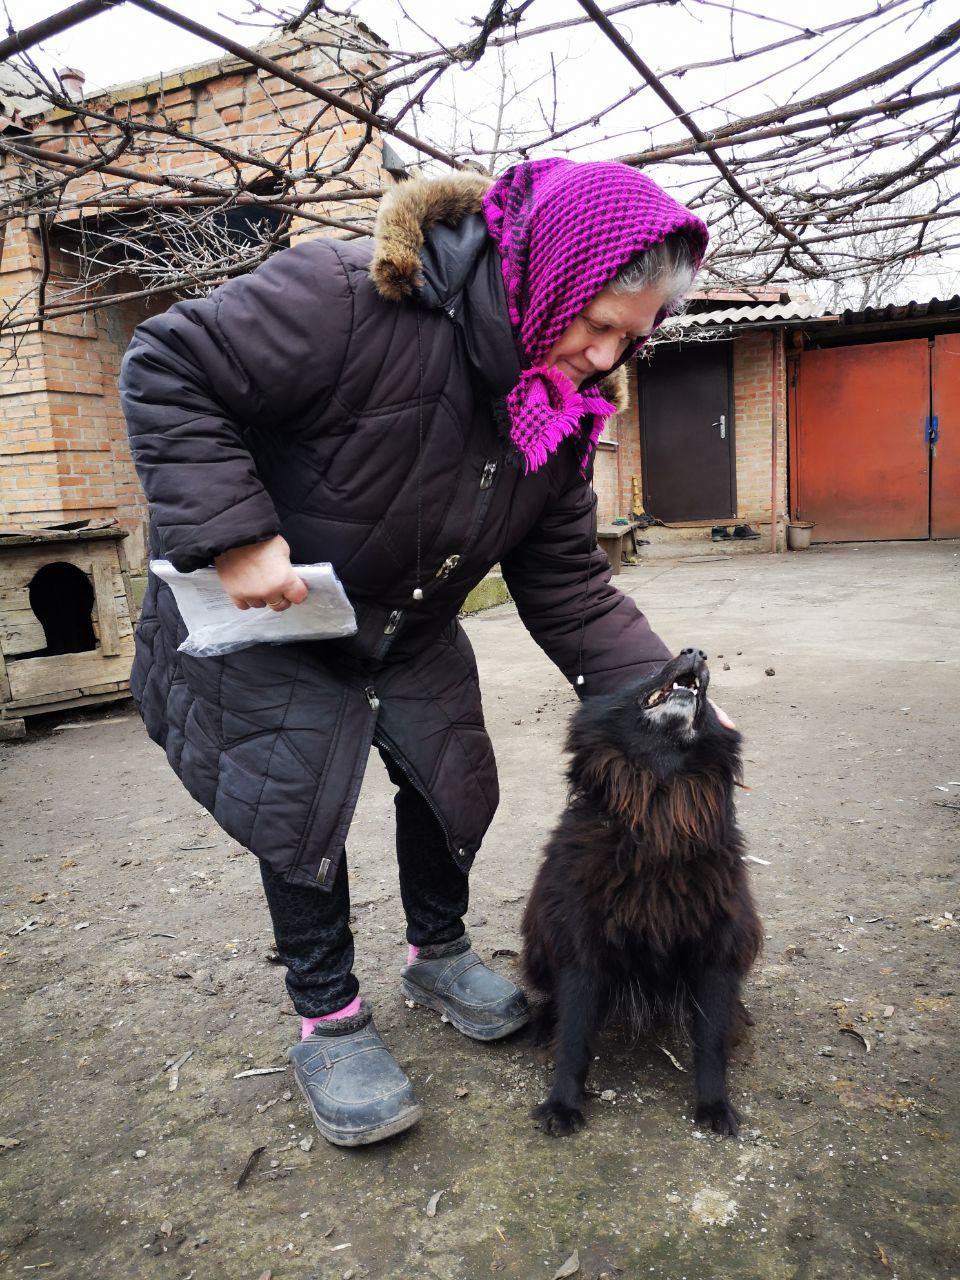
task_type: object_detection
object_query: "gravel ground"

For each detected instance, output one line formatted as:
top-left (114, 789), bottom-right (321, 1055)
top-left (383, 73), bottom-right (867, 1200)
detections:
top-left (1, 540), bottom-right (958, 1280)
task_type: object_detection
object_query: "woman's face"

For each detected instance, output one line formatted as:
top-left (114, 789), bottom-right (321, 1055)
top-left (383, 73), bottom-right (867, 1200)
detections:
top-left (544, 284), bottom-right (672, 388)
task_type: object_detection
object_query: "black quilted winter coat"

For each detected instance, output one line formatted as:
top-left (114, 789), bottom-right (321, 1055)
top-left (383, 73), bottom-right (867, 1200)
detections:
top-left (119, 173), bottom-right (671, 891)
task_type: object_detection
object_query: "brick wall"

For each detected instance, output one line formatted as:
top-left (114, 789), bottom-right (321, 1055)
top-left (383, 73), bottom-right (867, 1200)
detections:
top-left (592, 369), bottom-right (643, 525)
top-left (596, 333), bottom-right (788, 546)
top-left (0, 25), bottom-right (383, 569)
top-left (36, 49), bottom-right (383, 247)
top-left (732, 331), bottom-right (788, 541)
top-left (0, 218), bottom-right (173, 563)
top-left (0, 215), bottom-right (64, 526)
top-left (592, 443), bottom-right (620, 525)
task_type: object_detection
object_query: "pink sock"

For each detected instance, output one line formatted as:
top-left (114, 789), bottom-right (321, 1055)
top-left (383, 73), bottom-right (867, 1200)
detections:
top-left (300, 995), bottom-right (362, 1040)
top-left (407, 944), bottom-right (420, 965)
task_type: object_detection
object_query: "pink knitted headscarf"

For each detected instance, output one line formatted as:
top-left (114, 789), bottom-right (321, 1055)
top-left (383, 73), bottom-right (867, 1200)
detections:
top-left (482, 158), bottom-right (709, 473)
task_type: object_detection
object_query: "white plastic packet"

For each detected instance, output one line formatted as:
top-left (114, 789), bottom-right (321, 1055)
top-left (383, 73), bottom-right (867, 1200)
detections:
top-left (150, 559), bottom-right (357, 658)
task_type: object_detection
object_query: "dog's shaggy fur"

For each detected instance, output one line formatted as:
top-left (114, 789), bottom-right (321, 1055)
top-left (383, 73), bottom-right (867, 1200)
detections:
top-left (522, 648), bottom-right (763, 1137)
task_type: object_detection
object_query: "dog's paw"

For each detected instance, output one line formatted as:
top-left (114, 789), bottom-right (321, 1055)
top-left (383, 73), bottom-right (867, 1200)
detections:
top-left (695, 1098), bottom-right (741, 1137)
top-left (533, 1098), bottom-right (585, 1137)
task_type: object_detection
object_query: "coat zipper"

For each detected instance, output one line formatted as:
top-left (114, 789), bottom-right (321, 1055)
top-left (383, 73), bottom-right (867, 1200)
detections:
top-left (464, 456), bottom-right (501, 547)
top-left (291, 458), bottom-right (502, 881)
top-left (435, 554), bottom-right (461, 580)
top-left (374, 454), bottom-right (503, 663)
top-left (291, 682), bottom-right (380, 886)
top-left (425, 454), bottom-right (502, 595)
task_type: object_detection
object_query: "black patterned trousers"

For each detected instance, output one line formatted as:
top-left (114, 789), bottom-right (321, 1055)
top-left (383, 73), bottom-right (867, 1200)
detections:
top-left (258, 748), bottom-right (469, 1016)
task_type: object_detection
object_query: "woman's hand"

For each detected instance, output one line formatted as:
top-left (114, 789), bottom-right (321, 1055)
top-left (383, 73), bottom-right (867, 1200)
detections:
top-left (214, 535), bottom-right (308, 611)
top-left (709, 699), bottom-right (736, 730)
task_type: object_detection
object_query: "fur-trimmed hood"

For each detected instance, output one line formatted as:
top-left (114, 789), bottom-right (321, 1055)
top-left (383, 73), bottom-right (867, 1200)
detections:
top-left (371, 171), bottom-right (494, 303)
top-left (369, 172), bottom-right (629, 415)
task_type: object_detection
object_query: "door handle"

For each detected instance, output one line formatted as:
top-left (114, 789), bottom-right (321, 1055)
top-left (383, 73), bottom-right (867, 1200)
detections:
top-left (711, 414), bottom-right (726, 440)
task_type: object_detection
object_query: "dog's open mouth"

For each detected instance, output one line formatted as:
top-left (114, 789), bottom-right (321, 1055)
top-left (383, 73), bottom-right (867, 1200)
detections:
top-left (645, 671), bottom-right (701, 708)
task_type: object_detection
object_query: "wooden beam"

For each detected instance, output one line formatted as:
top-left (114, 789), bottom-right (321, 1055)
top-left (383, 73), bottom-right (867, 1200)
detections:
top-left (0, 640), bottom-right (11, 704)
top-left (92, 562), bottom-right (122, 656)
top-left (6, 647), bottom-right (133, 703)
top-left (5, 690), bottom-right (130, 718)
top-left (0, 599), bottom-right (45, 656)
top-left (0, 0), bottom-right (118, 63)
top-left (115, 538), bottom-right (138, 627)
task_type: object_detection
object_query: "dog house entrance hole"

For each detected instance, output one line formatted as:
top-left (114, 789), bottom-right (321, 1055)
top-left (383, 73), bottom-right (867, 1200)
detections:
top-left (25, 561), bottom-right (96, 657)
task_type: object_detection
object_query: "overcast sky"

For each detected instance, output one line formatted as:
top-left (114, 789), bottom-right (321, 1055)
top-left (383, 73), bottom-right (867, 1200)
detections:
top-left (7, 0), bottom-right (959, 300)
top-left (12, 0), bottom-right (947, 126)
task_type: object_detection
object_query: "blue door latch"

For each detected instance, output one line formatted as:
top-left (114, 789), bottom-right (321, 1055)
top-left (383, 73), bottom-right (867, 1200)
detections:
top-left (925, 415), bottom-right (939, 445)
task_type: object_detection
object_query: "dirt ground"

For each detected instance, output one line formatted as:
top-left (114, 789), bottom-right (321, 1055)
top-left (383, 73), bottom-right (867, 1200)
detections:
top-left (1, 540), bottom-right (959, 1280)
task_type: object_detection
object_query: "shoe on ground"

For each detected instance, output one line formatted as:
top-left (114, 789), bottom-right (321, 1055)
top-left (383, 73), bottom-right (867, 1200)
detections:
top-left (288, 1000), bottom-right (421, 1147)
top-left (711, 526), bottom-right (732, 541)
top-left (402, 936), bottom-right (530, 1041)
top-left (732, 523), bottom-right (760, 539)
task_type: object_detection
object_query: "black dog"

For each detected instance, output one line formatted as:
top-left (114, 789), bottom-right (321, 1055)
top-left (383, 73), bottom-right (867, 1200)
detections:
top-left (522, 647), bottom-right (763, 1137)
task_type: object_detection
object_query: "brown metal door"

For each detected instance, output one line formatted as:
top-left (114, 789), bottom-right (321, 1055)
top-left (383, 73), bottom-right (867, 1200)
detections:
top-left (932, 335), bottom-right (960, 539)
top-left (639, 343), bottom-right (735, 521)
top-left (794, 340), bottom-right (929, 542)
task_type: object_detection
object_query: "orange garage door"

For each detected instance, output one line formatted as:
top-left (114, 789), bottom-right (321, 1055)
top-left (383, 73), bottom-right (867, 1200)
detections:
top-left (793, 340), bottom-right (930, 543)
top-left (933, 334), bottom-right (960, 539)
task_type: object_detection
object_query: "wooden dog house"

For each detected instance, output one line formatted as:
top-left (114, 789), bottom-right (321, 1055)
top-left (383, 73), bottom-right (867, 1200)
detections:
top-left (0, 520), bottom-right (136, 739)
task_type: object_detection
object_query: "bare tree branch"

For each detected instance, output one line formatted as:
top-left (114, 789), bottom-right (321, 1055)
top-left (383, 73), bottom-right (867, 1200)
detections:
top-left (0, 0), bottom-right (957, 344)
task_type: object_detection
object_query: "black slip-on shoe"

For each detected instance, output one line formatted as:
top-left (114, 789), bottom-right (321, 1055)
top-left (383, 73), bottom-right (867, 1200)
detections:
top-left (732, 523), bottom-right (760, 539)
top-left (288, 1000), bottom-right (421, 1147)
top-left (711, 526), bottom-right (732, 541)
top-left (401, 936), bottom-right (530, 1041)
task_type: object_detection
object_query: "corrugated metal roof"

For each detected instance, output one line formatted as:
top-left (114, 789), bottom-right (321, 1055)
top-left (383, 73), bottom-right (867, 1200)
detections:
top-left (0, 64), bottom-right (37, 121)
top-left (664, 298), bottom-right (824, 330)
top-left (840, 295), bottom-right (960, 324)
top-left (661, 293), bottom-right (960, 334)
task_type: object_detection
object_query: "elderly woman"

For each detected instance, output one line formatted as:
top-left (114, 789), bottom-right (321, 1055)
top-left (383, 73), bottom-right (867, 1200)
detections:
top-left (120, 158), bottom-right (709, 1146)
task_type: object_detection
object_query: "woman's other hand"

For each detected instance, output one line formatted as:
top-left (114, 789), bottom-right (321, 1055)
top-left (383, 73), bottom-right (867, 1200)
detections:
top-left (708, 698), bottom-right (736, 730)
top-left (214, 535), bottom-right (308, 611)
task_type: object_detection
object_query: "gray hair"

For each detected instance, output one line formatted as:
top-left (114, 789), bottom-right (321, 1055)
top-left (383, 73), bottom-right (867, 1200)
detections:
top-left (609, 232), bottom-right (698, 311)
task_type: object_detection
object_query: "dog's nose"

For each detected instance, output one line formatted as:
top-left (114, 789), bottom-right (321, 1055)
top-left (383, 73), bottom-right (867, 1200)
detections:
top-left (680, 646), bottom-right (708, 662)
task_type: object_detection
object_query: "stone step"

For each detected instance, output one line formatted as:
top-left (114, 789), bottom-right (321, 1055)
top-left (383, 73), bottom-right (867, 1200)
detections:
top-left (631, 534), bottom-right (772, 560)
top-left (627, 522), bottom-right (776, 559)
